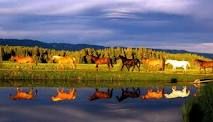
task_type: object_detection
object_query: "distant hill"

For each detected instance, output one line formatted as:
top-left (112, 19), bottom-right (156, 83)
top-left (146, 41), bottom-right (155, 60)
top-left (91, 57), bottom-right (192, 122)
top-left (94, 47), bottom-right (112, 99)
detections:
top-left (0, 38), bottom-right (212, 59)
top-left (0, 39), bottom-right (105, 50)
top-left (154, 49), bottom-right (213, 59)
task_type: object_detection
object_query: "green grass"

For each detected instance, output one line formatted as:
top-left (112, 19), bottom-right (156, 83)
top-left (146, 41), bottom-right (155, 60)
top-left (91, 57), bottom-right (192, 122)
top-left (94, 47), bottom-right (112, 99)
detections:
top-left (0, 62), bottom-right (212, 87)
top-left (182, 84), bottom-right (213, 122)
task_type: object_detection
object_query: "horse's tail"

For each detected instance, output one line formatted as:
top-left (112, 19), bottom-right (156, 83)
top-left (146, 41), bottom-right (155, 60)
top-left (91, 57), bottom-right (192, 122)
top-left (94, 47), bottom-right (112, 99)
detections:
top-left (72, 57), bottom-right (77, 69)
top-left (162, 58), bottom-right (166, 71)
top-left (110, 58), bottom-right (113, 67)
top-left (187, 62), bottom-right (191, 68)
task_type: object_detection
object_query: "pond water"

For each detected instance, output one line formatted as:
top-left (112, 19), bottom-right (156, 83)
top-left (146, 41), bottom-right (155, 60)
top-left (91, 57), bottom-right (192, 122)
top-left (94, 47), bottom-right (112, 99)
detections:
top-left (0, 86), bottom-right (197, 122)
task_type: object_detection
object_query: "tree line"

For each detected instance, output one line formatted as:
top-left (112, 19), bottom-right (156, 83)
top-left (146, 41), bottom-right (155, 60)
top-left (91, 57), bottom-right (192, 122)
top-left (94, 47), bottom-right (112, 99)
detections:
top-left (0, 45), bottom-right (206, 64)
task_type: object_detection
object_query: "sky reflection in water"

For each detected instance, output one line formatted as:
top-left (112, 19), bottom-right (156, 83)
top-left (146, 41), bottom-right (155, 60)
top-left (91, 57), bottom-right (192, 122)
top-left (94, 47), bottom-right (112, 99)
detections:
top-left (0, 86), bottom-right (196, 122)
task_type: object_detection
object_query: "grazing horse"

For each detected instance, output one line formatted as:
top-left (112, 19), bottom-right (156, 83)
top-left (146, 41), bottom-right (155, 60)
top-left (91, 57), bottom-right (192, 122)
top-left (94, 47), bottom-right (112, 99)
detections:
top-left (165, 59), bottom-right (190, 72)
top-left (117, 55), bottom-right (140, 71)
top-left (89, 88), bottom-right (113, 101)
top-left (116, 88), bottom-right (140, 102)
top-left (10, 56), bottom-right (36, 63)
top-left (51, 56), bottom-right (76, 70)
top-left (51, 88), bottom-right (77, 102)
top-left (141, 88), bottom-right (164, 99)
top-left (87, 55), bottom-right (113, 71)
top-left (9, 88), bottom-right (38, 100)
top-left (194, 59), bottom-right (213, 73)
top-left (10, 56), bottom-right (37, 69)
top-left (141, 58), bottom-right (165, 71)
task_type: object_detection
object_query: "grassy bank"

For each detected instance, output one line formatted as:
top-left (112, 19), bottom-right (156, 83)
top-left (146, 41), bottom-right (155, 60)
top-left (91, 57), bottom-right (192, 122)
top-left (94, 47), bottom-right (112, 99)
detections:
top-left (0, 62), bottom-right (212, 84)
top-left (182, 84), bottom-right (213, 122)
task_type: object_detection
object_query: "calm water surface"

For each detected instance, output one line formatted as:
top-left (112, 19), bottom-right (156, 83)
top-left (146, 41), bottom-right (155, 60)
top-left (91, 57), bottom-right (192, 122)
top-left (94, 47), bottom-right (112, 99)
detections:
top-left (0, 86), bottom-right (196, 122)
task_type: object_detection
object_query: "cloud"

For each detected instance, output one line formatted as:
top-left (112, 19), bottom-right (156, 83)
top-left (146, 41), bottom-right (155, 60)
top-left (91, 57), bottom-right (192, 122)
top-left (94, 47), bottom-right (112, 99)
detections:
top-left (0, 0), bottom-right (213, 53)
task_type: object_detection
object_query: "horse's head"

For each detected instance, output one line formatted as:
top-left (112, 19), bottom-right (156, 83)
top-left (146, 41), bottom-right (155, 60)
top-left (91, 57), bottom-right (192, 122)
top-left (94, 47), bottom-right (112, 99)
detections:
top-left (194, 59), bottom-right (203, 65)
top-left (165, 60), bottom-right (169, 64)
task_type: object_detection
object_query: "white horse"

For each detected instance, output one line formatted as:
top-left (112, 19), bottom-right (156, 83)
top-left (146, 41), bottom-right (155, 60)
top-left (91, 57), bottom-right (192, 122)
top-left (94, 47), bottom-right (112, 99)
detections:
top-left (164, 86), bottom-right (190, 99)
top-left (165, 59), bottom-right (190, 71)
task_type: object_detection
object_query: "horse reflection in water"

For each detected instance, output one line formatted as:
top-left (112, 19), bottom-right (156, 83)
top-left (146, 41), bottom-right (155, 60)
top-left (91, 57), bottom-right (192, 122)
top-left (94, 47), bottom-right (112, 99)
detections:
top-left (116, 88), bottom-right (140, 102)
top-left (141, 88), bottom-right (164, 99)
top-left (51, 88), bottom-right (77, 102)
top-left (164, 86), bottom-right (190, 99)
top-left (9, 88), bottom-right (38, 100)
top-left (89, 88), bottom-right (113, 101)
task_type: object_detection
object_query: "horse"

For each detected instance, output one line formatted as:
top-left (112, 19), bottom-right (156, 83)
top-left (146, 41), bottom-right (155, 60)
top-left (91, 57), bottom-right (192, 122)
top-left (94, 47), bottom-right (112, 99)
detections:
top-left (89, 88), bottom-right (113, 101)
top-left (164, 86), bottom-right (190, 99)
top-left (86, 55), bottom-right (113, 71)
top-left (51, 56), bottom-right (76, 70)
top-left (10, 56), bottom-right (36, 63)
top-left (117, 55), bottom-right (140, 71)
top-left (116, 88), bottom-right (140, 102)
top-left (194, 59), bottom-right (213, 73)
top-left (10, 56), bottom-right (37, 69)
top-left (165, 59), bottom-right (190, 72)
top-left (51, 88), bottom-right (77, 102)
top-left (141, 88), bottom-right (164, 99)
top-left (9, 88), bottom-right (38, 100)
top-left (141, 58), bottom-right (165, 71)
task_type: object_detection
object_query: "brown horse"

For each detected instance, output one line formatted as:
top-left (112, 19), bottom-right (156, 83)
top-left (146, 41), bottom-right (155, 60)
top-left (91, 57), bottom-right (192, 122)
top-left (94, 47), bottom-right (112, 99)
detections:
top-left (51, 88), bottom-right (77, 102)
top-left (51, 56), bottom-right (77, 70)
top-left (10, 56), bottom-right (37, 69)
top-left (117, 55), bottom-right (140, 71)
top-left (141, 88), bottom-right (164, 99)
top-left (141, 58), bottom-right (165, 71)
top-left (116, 88), bottom-right (140, 102)
top-left (87, 55), bottom-right (113, 71)
top-left (194, 59), bottom-right (213, 73)
top-left (89, 88), bottom-right (113, 101)
top-left (10, 56), bottom-right (36, 64)
top-left (9, 88), bottom-right (38, 100)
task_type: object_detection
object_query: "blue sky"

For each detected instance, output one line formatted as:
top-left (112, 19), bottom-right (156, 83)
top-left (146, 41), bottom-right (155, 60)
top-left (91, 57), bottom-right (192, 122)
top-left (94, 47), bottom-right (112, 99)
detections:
top-left (0, 0), bottom-right (213, 53)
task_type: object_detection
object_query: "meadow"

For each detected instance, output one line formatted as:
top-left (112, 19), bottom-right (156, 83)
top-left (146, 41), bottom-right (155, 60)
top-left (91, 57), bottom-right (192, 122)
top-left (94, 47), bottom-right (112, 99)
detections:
top-left (0, 62), bottom-right (212, 87)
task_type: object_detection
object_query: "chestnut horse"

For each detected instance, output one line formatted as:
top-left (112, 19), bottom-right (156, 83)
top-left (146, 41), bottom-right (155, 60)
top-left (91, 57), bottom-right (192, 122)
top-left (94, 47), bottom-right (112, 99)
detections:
top-left (141, 58), bottom-right (165, 71)
top-left (116, 88), bottom-right (140, 102)
top-left (89, 88), bottom-right (113, 101)
top-left (117, 55), bottom-right (140, 71)
top-left (87, 55), bottom-right (113, 71)
top-left (195, 59), bottom-right (213, 73)
top-left (141, 88), bottom-right (164, 99)
top-left (9, 88), bottom-right (38, 100)
top-left (10, 56), bottom-right (37, 69)
top-left (51, 56), bottom-right (77, 70)
top-left (51, 88), bottom-right (77, 102)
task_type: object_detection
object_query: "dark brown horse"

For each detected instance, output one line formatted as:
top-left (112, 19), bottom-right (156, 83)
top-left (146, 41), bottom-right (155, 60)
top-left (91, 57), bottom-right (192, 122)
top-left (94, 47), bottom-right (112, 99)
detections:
top-left (117, 55), bottom-right (140, 71)
top-left (87, 55), bottom-right (113, 71)
top-left (195, 59), bottom-right (213, 73)
top-left (116, 88), bottom-right (140, 102)
top-left (89, 88), bottom-right (113, 101)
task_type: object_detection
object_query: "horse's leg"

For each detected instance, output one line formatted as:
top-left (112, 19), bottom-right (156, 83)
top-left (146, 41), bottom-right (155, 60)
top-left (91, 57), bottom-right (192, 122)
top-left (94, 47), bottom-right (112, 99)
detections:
top-left (96, 64), bottom-right (99, 71)
top-left (173, 66), bottom-right (176, 72)
top-left (132, 65), bottom-right (135, 72)
top-left (121, 64), bottom-right (125, 71)
top-left (107, 63), bottom-right (111, 71)
top-left (127, 65), bottom-right (130, 71)
top-left (137, 63), bottom-right (140, 71)
top-left (204, 67), bottom-right (206, 74)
